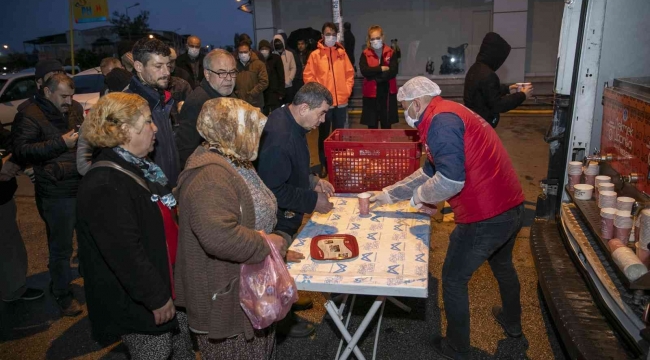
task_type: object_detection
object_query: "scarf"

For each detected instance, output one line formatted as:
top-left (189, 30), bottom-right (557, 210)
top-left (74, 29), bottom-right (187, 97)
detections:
top-left (113, 146), bottom-right (177, 209)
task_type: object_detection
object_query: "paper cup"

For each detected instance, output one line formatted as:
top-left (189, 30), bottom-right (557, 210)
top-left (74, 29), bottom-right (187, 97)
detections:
top-left (573, 184), bottom-right (594, 200)
top-left (516, 82), bottom-right (532, 91)
top-left (568, 174), bottom-right (582, 191)
top-left (594, 175), bottom-right (611, 199)
top-left (601, 208), bottom-right (617, 239)
top-left (615, 226), bottom-right (632, 243)
top-left (584, 161), bottom-right (600, 175)
top-left (568, 161), bottom-right (583, 174)
top-left (584, 174), bottom-right (596, 186)
top-left (598, 191), bottom-right (618, 209)
top-left (358, 192), bottom-right (371, 215)
top-left (616, 197), bottom-right (635, 213)
top-left (637, 242), bottom-right (650, 269)
top-left (639, 209), bottom-right (650, 249)
top-left (608, 238), bottom-right (627, 252)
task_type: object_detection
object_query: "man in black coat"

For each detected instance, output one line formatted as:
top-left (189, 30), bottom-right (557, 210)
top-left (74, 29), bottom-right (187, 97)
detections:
top-left (169, 47), bottom-right (194, 87)
top-left (176, 49), bottom-right (237, 168)
top-left (176, 36), bottom-right (205, 88)
top-left (11, 73), bottom-right (83, 316)
top-left (463, 32), bottom-right (533, 128)
top-left (259, 39), bottom-right (286, 115)
top-left (344, 22), bottom-right (356, 72)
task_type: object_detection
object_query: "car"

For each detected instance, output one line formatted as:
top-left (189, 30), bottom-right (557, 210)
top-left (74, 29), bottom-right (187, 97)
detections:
top-left (73, 67), bottom-right (104, 116)
top-left (0, 71), bottom-right (37, 129)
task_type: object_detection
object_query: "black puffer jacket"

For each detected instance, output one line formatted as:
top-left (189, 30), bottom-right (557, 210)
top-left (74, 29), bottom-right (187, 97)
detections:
top-left (11, 95), bottom-right (84, 198)
top-left (259, 40), bottom-right (286, 108)
top-left (463, 32), bottom-right (526, 128)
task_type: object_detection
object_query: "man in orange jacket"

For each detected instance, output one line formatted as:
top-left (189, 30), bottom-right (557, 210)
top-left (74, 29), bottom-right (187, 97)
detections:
top-left (304, 22), bottom-right (355, 178)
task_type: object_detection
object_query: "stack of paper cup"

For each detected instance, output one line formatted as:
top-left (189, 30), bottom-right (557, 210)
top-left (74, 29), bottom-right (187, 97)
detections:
top-left (616, 197), bottom-right (635, 213)
top-left (636, 242), bottom-right (650, 269)
top-left (608, 238), bottom-right (627, 252)
top-left (598, 190), bottom-right (617, 209)
top-left (614, 210), bottom-right (634, 242)
top-left (594, 175), bottom-right (611, 199)
top-left (612, 246), bottom-right (648, 281)
top-left (597, 183), bottom-right (615, 202)
top-left (601, 208), bottom-right (617, 239)
top-left (567, 162), bottom-right (583, 191)
top-left (639, 209), bottom-right (650, 251)
top-left (583, 161), bottom-right (600, 186)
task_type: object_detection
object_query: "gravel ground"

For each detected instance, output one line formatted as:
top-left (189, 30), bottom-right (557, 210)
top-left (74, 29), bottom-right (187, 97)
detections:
top-left (0, 114), bottom-right (566, 360)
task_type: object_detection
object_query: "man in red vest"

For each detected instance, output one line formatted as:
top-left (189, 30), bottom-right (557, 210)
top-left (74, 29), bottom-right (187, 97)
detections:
top-left (370, 77), bottom-right (525, 360)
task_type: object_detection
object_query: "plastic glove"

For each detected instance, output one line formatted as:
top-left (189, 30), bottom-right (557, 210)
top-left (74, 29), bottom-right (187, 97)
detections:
top-left (369, 191), bottom-right (392, 207)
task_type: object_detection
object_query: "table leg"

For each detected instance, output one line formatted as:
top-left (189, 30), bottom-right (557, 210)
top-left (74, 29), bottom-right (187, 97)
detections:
top-left (339, 296), bottom-right (386, 360)
top-left (335, 295), bottom-right (356, 360)
top-left (372, 300), bottom-right (387, 360)
top-left (325, 300), bottom-right (366, 360)
top-left (387, 297), bottom-right (412, 313)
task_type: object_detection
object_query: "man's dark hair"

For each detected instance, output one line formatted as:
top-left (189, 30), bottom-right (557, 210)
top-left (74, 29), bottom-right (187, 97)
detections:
top-left (322, 22), bottom-right (338, 34)
top-left (238, 41), bottom-right (251, 50)
top-left (238, 33), bottom-right (253, 47)
top-left (44, 73), bottom-right (75, 92)
top-left (344, 22), bottom-right (351, 31)
top-left (132, 38), bottom-right (171, 66)
top-left (294, 82), bottom-right (333, 109)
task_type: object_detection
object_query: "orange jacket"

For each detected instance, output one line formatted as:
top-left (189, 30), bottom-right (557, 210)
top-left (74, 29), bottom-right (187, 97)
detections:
top-left (303, 40), bottom-right (355, 107)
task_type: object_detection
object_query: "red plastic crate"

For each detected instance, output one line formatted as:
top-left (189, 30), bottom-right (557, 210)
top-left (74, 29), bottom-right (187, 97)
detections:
top-left (324, 129), bottom-right (422, 193)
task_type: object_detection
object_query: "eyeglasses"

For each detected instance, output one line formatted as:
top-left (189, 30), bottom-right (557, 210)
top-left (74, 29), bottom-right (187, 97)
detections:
top-left (207, 69), bottom-right (238, 79)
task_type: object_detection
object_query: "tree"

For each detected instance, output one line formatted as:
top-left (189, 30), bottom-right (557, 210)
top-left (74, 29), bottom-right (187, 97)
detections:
top-left (110, 10), bottom-right (151, 41)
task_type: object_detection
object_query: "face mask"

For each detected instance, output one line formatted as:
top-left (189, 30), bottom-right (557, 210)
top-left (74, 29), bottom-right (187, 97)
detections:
top-left (239, 53), bottom-right (250, 63)
top-left (371, 39), bottom-right (383, 50)
top-left (274, 43), bottom-right (284, 52)
top-left (404, 101), bottom-right (420, 128)
top-left (260, 50), bottom-right (270, 58)
top-left (324, 35), bottom-right (337, 47)
top-left (188, 48), bottom-right (200, 58)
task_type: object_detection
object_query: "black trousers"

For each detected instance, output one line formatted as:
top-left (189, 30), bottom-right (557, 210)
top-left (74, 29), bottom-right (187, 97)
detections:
top-left (318, 106), bottom-right (348, 168)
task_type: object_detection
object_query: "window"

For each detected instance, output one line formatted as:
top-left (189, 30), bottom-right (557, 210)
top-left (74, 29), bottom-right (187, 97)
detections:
top-left (0, 80), bottom-right (7, 93)
top-left (73, 74), bottom-right (105, 94)
top-left (0, 77), bottom-right (37, 103)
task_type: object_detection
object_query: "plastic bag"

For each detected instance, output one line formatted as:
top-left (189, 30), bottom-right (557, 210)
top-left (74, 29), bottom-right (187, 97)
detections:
top-left (239, 232), bottom-right (298, 329)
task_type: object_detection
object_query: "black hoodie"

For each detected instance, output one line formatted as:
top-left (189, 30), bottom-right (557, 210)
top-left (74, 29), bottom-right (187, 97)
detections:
top-left (463, 32), bottom-right (526, 128)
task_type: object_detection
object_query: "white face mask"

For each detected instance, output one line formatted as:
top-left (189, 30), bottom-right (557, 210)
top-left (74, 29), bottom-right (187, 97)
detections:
top-left (371, 39), bottom-right (383, 50)
top-left (239, 53), bottom-right (251, 63)
top-left (188, 48), bottom-right (200, 58)
top-left (260, 50), bottom-right (270, 59)
top-left (324, 35), bottom-right (337, 47)
top-left (404, 101), bottom-right (420, 128)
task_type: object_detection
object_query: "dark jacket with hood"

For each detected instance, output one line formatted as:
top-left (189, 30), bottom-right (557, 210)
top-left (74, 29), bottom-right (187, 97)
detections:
top-left (11, 95), bottom-right (84, 198)
top-left (176, 79), bottom-right (235, 168)
top-left (259, 40), bottom-right (286, 109)
top-left (176, 52), bottom-right (205, 89)
top-left (234, 52), bottom-right (269, 109)
top-left (76, 147), bottom-right (177, 337)
top-left (125, 76), bottom-right (180, 187)
top-left (463, 32), bottom-right (526, 128)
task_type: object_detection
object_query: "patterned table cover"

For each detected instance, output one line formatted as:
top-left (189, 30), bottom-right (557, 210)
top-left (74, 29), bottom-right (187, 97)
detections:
top-left (288, 195), bottom-right (431, 298)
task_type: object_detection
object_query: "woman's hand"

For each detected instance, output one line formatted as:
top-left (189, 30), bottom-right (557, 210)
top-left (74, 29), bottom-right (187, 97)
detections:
top-left (267, 233), bottom-right (288, 258)
top-left (152, 298), bottom-right (175, 325)
top-left (381, 66), bottom-right (390, 72)
top-left (286, 250), bottom-right (305, 263)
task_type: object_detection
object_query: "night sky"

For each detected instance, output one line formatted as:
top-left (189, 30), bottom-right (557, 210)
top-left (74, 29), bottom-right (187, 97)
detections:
top-left (0, 0), bottom-right (255, 52)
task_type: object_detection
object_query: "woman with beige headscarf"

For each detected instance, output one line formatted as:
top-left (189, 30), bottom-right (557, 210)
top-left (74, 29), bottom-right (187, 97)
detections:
top-left (174, 97), bottom-right (290, 359)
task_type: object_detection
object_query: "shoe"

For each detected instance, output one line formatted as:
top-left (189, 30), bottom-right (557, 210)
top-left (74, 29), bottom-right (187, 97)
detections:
top-left (491, 306), bottom-right (522, 338)
top-left (432, 337), bottom-right (469, 360)
top-left (277, 315), bottom-right (316, 338)
top-left (291, 294), bottom-right (314, 311)
top-left (319, 166), bottom-right (328, 179)
top-left (56, 293), bottom-right (83, 317)
top-left (2, 288), bottom-right (45, 303)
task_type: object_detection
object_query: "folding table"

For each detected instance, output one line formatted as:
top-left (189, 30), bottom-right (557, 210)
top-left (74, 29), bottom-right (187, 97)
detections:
top-left (287, 195), bottom-right (430, 360)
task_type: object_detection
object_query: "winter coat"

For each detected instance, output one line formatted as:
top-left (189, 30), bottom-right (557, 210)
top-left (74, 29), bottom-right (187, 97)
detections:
top-left (176, 53), bottom-right (205, 88)
top-left (235, 52), bottom-right (269, 109)
top-left (125, 76), bottom-right (181, 187)
top-left (344, 29), bottom-right (356, 67)
top-left (360, 45), bottom-right (399, 127)
top-left (463, 32), bottom-right (526, 128)
top-left (174, 146), bottom-right (273, 340)
top-left (0, 128), bottom-right (18, 205)
top-left (260, 41), bottom-right (286, 108)
top-left (172, 67), bottom-right (194, 88)
top-left (76, 147), bottom-right (177, 337)
top-left (11, 95), bottom-right (84, 198)
top-left (303, 40), bottom-right (355, 107)
top-left (273, 35), bottom-right (296, 88)
top-left (176, 79), bottom-right (234, 168)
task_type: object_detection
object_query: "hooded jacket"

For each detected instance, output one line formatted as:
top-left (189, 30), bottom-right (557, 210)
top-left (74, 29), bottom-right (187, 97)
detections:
top-left (235, 51), bottom-right (269, 109)
top-left (259, 40), bottom-right (286, 108)
top-left (463, 32), bottom-right (526, 128)
top-left (273, 35), bottom-right (296, 88)
top-left (303, 40), bottom-right (355, 107)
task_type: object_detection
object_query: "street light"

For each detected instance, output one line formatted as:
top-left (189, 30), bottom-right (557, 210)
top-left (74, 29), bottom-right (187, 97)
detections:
top-left (126, 2), bottom-right (140, 41)
top-left (2, 45), bottom-right (7, 49)
top-left (149, 34), bottom-right (154, 39)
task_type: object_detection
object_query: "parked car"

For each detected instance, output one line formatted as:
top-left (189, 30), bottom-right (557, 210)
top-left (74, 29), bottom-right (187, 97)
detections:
top-left (0, 71), bottom-right (37, 129)
top-left (73, 67), bottom-right (103, 116)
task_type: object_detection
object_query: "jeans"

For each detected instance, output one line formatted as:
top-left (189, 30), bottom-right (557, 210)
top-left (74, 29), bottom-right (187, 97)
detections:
top-left (35, 196), bottom-right (77, 297)
top-left (0, 198), bottom-right (28, 300)
top-left (442, 204), bottom-right (524, 354)
top-left (318, 106), bottom-right (348, 168)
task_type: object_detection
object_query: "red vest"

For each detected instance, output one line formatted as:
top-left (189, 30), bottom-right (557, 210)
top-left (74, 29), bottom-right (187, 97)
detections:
top-left (362, 46), bottom-right (397, 98)
top-left (417, 96), bottom-right (524, 224)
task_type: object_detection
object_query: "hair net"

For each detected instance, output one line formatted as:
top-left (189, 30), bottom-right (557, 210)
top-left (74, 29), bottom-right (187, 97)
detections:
top-left (397, 76), bottom-right (442, 102)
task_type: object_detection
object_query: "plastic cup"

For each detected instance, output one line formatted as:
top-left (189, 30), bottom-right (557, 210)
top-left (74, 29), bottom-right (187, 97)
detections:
top-left (601, 208), bottom-right (617, 239)
top-left (358, 192), bottom-right (371, 215)
top-left (616, 197), bottom-right (635, 212)
top-left (573, 184), bottom-right (594, 200)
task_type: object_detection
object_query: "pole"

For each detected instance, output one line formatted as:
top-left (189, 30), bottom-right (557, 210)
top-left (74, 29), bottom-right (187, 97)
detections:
top-left (126, 7), bottom-right (131, 41)
top-left (69, 0), bottom-right (75, 75)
